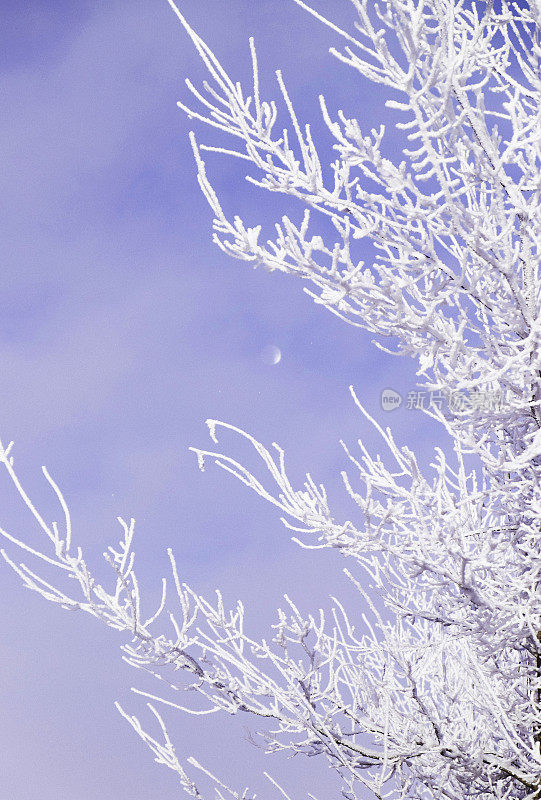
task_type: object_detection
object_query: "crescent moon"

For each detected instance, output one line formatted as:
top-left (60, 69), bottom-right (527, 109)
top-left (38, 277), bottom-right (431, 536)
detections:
top-left (261, 345), bottom-right (282, 365)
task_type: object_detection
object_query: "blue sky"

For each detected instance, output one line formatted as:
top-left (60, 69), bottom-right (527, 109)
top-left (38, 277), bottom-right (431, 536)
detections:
top-left (1, 2), bottom-right (443, 798)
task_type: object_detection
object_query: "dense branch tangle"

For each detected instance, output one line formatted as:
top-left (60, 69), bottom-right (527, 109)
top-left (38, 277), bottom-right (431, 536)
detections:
top-left (2, 1), bottom-right (541, 799)
top-left (173, 0), bottom-right (541, 448)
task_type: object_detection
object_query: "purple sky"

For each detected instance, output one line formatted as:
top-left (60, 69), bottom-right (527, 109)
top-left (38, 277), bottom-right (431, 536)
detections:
top-left (1, 2), bottom-right (442, 798)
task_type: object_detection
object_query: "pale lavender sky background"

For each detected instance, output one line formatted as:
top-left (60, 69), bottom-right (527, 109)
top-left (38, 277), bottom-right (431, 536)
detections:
top-left (1, 2), bottom-right (443, 798)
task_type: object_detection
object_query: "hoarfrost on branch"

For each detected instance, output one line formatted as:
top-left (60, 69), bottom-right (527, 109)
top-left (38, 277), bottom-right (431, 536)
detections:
top-left (2, 0), bottom-right (541, 798)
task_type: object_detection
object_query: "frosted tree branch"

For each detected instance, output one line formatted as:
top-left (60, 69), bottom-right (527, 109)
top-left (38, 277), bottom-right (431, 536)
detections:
top-left (2, 0), bottom-right (541, 798)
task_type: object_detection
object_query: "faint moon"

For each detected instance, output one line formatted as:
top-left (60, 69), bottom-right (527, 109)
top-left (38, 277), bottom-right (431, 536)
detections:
top-left (261, 345), bottom-right (282, 365)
